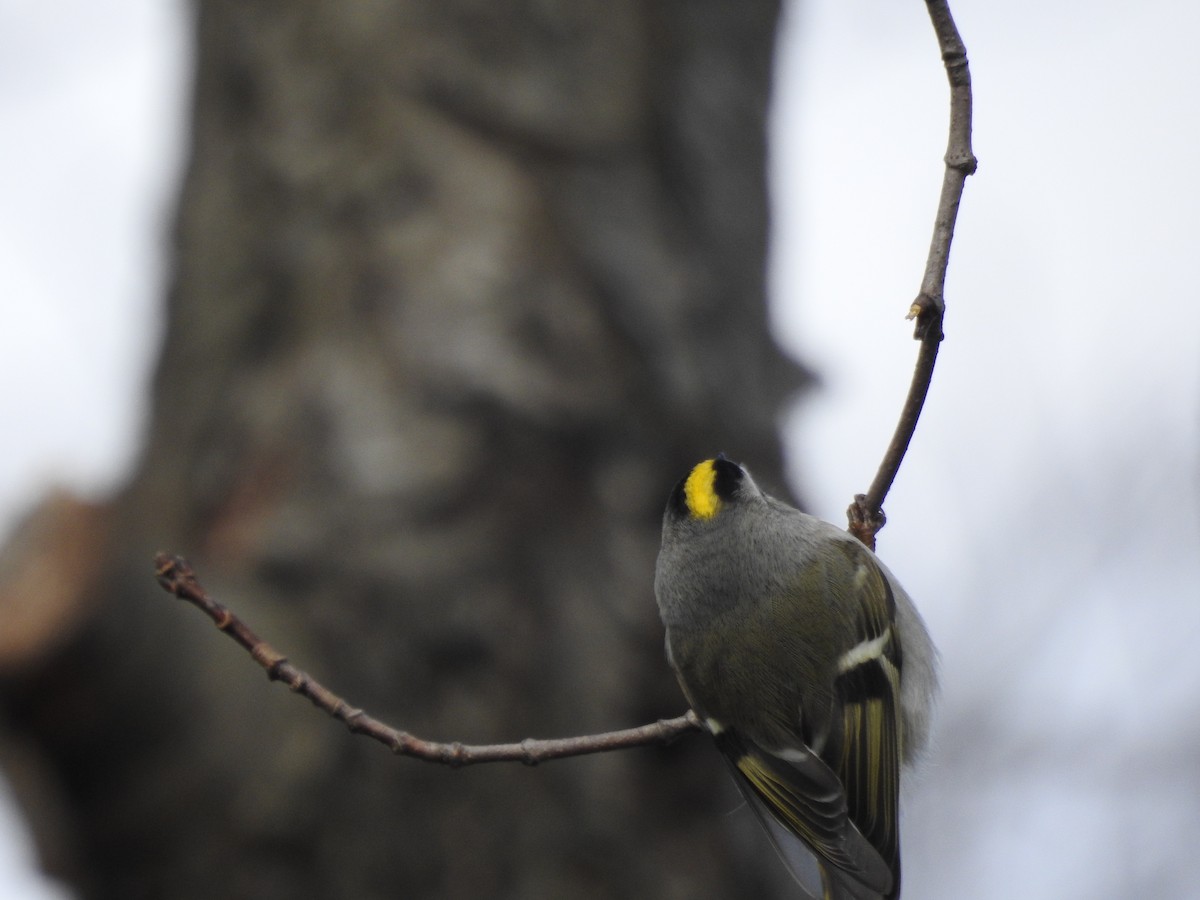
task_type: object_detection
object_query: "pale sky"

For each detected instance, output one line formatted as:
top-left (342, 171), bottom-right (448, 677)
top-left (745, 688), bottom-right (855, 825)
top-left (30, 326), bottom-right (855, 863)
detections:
top-left (772, 3), bottom-right (1200, 898)
top-left (2, 1), bottom-right (1199, 898)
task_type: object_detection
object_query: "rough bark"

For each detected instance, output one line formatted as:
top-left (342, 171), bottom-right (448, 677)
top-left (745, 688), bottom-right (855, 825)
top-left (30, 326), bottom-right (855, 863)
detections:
top-left (0, 2), bottom-right (805, 897)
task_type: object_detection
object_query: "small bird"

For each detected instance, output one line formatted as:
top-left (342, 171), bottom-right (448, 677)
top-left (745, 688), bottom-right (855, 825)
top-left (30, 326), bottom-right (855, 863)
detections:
top-left (654, 456), bottom-right (937, 899)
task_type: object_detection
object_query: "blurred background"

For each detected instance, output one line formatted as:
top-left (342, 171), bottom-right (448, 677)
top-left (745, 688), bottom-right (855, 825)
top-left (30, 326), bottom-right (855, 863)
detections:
top-left (2, 1), bottom-right (1198, 898)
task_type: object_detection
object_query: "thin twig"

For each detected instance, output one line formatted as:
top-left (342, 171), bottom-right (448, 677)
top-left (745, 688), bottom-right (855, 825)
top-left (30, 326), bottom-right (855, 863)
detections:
top-left (153, 554), bottom-right (702, 765)
top-left (848, 0), bottom-right (977, 550)
top-left (153, 2), bottom-right (974, 763)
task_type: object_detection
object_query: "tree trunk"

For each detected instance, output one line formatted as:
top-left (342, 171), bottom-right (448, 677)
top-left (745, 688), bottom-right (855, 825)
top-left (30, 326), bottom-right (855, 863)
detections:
top-left (0, 2), bottom-right (804, 897)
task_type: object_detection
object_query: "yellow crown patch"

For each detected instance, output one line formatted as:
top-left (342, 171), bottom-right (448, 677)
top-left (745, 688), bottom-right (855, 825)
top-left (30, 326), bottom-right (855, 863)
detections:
top-left (684, 459), bottom-right (721, 519)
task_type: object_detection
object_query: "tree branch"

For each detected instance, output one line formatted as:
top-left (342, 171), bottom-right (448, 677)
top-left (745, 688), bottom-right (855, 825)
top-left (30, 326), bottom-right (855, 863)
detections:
top-left (153, 0), bottom-right (974, 763)
top-left (153, 554), bottom-right (702, 765)
top-left (848, 0), bottom-right (976, 549)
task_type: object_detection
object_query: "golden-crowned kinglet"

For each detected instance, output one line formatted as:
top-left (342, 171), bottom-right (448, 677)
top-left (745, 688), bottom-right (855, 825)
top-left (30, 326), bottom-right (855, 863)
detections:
top-left (654, 456), bottom-right (937, 900)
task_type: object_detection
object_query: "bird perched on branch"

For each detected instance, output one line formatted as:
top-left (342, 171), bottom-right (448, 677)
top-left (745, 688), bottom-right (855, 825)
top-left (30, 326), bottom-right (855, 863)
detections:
top-left (654, 456), bottom-right (937, 899)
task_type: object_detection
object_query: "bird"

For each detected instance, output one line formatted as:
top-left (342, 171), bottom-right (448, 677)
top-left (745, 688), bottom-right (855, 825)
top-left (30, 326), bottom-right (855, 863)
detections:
top-left (654, 455), bottom-right (937, 899)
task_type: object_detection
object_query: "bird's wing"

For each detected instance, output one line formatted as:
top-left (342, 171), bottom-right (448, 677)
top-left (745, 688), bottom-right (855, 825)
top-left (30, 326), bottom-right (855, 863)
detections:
top-left (715, 728), bottom-right (894, 899)
top-left (722, 540), bottom-right (905, 899)
top-left (830, 546), bottom-right (905, 894)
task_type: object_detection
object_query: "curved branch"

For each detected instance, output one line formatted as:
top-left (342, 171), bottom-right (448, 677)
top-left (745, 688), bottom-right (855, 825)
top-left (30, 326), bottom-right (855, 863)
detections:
top-left (153, 554), bottom-right (702, 765)
top-left (848, 0), bottom-right (976, 549)
top-left (152, 1), bottom-right (975, 763)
